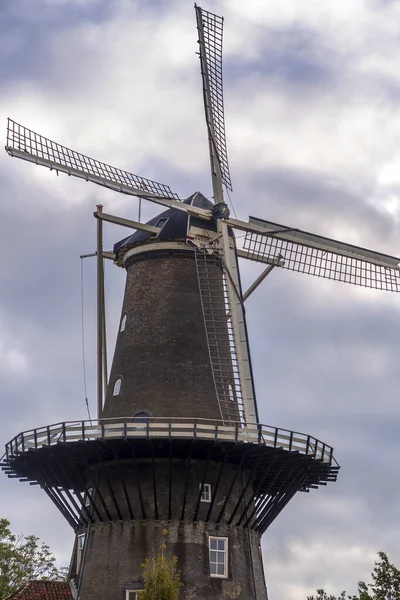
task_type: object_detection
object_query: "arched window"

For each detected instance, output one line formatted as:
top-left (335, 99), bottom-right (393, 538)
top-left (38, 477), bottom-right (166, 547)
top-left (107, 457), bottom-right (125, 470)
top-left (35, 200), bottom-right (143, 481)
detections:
top-left (120, 314), bottom-right (127, 332)
top-left (113, 378), bottom-right (122, 396)
top-left (132, 412), bottom-right (149, 424)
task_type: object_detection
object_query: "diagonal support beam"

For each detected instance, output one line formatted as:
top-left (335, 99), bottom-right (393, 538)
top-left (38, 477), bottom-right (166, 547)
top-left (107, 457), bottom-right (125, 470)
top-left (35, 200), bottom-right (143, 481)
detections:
top-left (243, 263), bottom-right (279, 302)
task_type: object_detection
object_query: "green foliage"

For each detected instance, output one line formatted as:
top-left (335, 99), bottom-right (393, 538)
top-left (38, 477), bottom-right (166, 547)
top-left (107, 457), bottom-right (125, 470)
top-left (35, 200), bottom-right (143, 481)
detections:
top-left (0, 518), bottom-right (67, 599)
top-left (138, 529), bottom-right (182, 600)
top-left (307, 591), bottom-right (347, 600)
top-left (307, 552), bottom-right (400, 600)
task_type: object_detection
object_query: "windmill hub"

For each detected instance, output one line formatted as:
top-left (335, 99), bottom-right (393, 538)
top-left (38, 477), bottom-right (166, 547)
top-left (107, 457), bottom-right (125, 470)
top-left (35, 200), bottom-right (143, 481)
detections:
top-left (114, 192), bottom-right (229, 267)
top-left (212, 202), bottom-right (230, 220)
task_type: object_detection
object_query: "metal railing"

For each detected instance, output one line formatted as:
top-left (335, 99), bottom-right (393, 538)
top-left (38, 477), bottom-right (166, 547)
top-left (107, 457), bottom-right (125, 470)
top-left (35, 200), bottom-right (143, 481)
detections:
top-left (4, 417), bottom-right (334, 464)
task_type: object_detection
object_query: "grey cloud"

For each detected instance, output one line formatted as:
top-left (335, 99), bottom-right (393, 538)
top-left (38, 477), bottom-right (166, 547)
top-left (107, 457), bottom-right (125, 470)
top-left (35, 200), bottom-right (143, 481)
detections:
top-left (234, 166), bottom-right (400, 258)
top-left (226, 25), bottom-right (341, 92)
top-left (0, 0), bottom-right (115, 86)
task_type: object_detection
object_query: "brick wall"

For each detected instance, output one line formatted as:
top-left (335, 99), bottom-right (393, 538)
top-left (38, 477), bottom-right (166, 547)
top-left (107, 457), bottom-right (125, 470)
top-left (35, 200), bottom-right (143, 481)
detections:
top-left (102, 247), bottom-right (235, 422)
top-left (79, 520), bottom-right (267, 600)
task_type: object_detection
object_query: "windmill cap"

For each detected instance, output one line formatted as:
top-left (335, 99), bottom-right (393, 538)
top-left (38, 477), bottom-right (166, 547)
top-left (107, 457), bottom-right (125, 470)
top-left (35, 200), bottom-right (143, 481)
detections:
top-left (113, 191), bottom-right (233, 266)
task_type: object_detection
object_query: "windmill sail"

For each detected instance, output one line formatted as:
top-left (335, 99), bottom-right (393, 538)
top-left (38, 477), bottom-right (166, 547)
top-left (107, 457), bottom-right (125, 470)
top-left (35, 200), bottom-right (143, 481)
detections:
top-left (195, 5), bottom-right (232, 199)
top-left (194, 6), bottom-right (256, 425)
top-left (243, 216), bottom-right (400, 292)
top-left (5, 118), bottom-right (179, 201)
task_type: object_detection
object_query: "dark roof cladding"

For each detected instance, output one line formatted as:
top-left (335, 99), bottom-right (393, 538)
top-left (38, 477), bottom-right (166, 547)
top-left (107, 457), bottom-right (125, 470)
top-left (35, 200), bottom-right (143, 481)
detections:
top-left (114, 192), bottom-right (220, 264)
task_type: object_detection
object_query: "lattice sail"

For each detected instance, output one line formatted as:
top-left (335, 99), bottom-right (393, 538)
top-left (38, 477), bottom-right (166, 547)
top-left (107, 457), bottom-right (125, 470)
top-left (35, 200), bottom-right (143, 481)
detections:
top-left (243, 216), bottom-right (400, 292)
top-left (5, 118), bottom-right (179, 200)
top-left (195, 6), bottom-right (232, 192)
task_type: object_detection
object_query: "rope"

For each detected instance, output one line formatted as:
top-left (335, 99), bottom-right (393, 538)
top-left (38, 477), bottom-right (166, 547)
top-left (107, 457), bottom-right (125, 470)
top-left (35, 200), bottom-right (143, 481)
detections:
top-left (80, 258), bottom-right (92, 424)
top-left (225, 187), bottom-right (237, 219)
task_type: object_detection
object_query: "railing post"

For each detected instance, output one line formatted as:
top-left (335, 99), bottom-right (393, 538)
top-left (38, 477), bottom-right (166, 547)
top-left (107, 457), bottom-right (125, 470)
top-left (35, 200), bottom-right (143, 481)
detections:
top-left (314, 440), bottom-right (319, 459)
top-left (47, 426), bottom-right (51, 446)
top-left (123, 419), bottom-right (127, 439)
top-left (306, 435), bottom-right (310, 455)
top-left (82, 421), bottom-right (85, 441)
top-left (274, 428), bottom-right (278, 448)
top-left (194, 419), bottom-right (197, 440)
top-left (235, 422), bottom-right (239, 442)
top-left (101, 420), bottom-right (105, 438)
top-left (289, 431), bottom-right (293, 452)
top-left (34, 429), bottom-right (38, 450)
top-left (21, 434), bottom-right (25, 453)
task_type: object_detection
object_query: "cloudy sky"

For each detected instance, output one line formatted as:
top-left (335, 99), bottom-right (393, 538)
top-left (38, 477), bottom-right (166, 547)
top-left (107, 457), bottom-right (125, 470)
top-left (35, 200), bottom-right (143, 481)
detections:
top-left (1, 0), bottom-right (400, 598)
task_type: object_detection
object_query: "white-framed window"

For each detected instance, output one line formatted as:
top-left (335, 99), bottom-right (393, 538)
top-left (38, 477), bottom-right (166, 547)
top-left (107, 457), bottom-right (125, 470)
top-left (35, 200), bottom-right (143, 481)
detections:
top-left (84, 487), bottom-right (93, 507)
top-left (76, 533), bottom-right (86, 574)
top-left (199, 483), bottom-right (212, 503)
top-left (125, 591), bottom-right (144, 600)
top-left (209, 536), bottom-right (228, 578)
top-left (113, 378), bottom-right (122, 396)
top-left (120, 314), bottom-right (127, 332)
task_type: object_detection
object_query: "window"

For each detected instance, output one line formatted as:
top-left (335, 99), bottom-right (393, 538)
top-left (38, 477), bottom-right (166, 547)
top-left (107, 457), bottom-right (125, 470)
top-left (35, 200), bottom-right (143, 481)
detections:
top-left (125, 591), bottom-right (143, 600)
top-left (199, 483), bottom-right (211, 503)
top-left (209, 536), bottom-right (228, 578)
top-left (113, 378), bottom-right (122, 396)
top-left (85, 488), bottom-right (93, 508)
top-left (133, 412), bottom-right (149, 424)
top-left (155, 217), bottom-right (169, 229)
top-left (76, 533), bottom-right (86, 574)
top-left (120, 314), bottom-right (127, 332)
top-left (132, 412), bottom-right (149, 432)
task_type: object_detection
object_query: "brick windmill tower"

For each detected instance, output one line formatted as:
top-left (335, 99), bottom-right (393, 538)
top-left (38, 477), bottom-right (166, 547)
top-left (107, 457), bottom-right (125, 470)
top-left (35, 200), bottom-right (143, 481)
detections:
top-left (4, 5), bottom-right (400, 600)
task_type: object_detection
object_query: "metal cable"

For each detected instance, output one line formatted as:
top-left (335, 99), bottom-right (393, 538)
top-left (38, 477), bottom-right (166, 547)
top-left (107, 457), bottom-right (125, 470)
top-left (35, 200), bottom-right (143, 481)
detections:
top-left (225, 187), bottom-right (237, 219)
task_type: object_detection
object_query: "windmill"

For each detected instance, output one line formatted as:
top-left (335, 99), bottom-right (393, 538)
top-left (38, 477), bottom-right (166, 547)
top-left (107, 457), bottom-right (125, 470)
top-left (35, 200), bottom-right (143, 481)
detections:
top-left (2, 5), bottom-right (399, 600)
